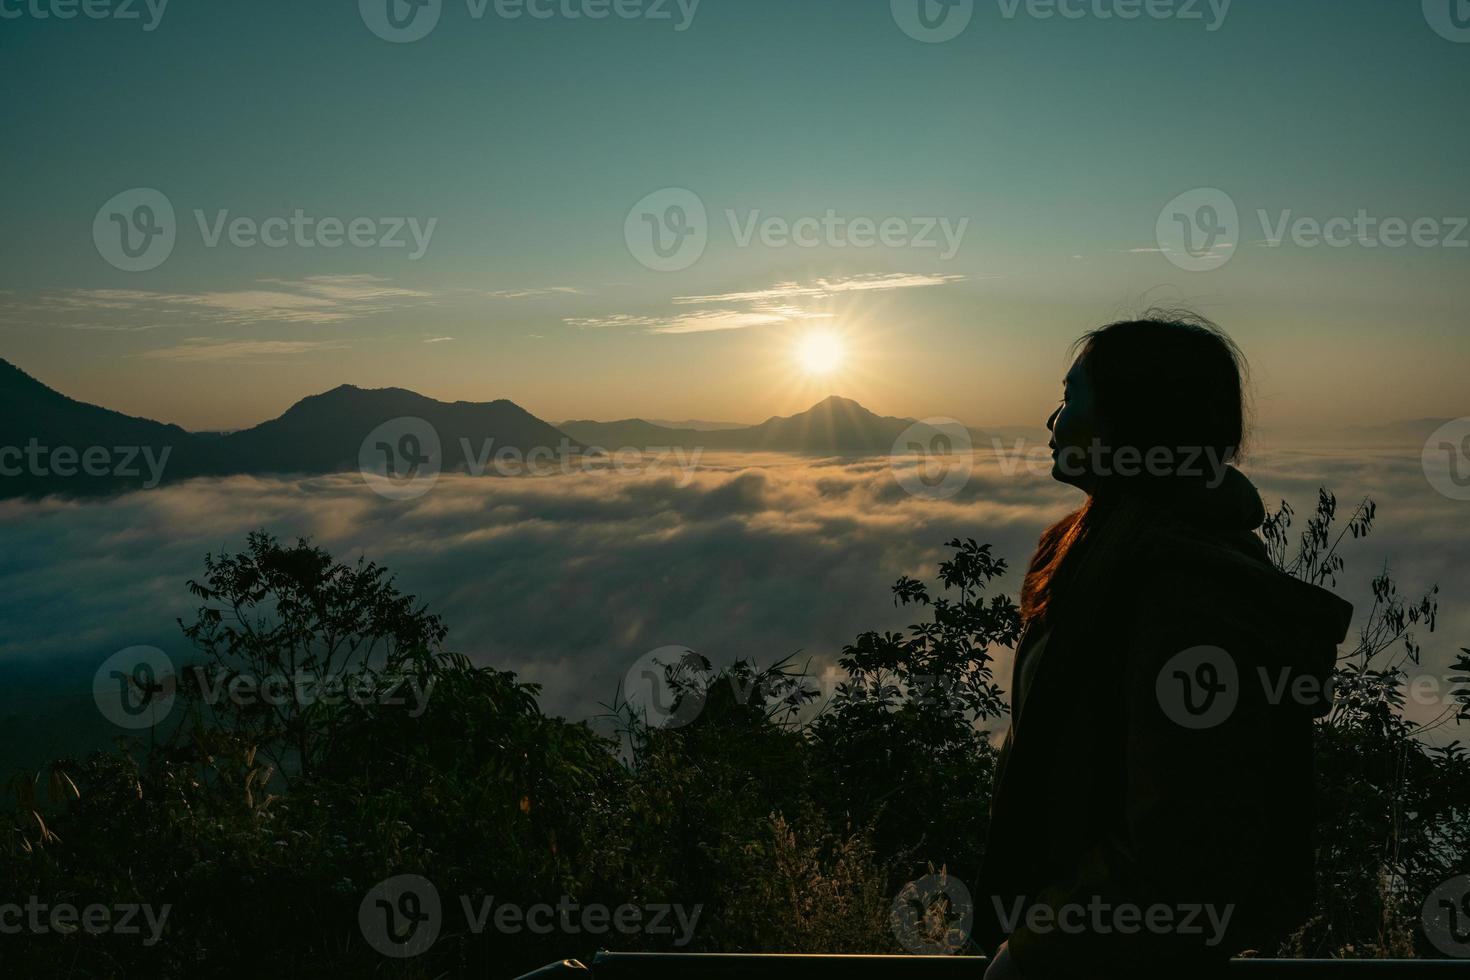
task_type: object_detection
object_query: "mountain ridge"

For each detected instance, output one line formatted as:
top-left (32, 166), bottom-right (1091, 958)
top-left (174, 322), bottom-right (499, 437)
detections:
top-left (561, 393), bottom-right (939, 454)
top-left (0, 358), bottom-right (581, 498)
top-left (1, 358), bottom-right (961, 497)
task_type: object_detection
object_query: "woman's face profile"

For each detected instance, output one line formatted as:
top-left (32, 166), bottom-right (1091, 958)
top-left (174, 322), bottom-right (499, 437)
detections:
top-left (1046, 358), bottom-right (1099, 490)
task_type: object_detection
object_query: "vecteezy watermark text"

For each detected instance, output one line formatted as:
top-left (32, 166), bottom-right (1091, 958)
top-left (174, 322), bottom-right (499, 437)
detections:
top-left (0, 0), bottom-right (168, 30)
top-left (991, 895), bottom-right (1234, 946)
top-left (892, 0), bottom-right (1230, 44)
top-left (0, 898), bottom-right (171, 946)
top-left (184, 666), bottom-right (435, 718)
top-left (0, 440), bottom-right (171, 488)
top-left (996, 0), bottom-right (1229, 29)
top-left (194, 210), bottom-right (436, 259)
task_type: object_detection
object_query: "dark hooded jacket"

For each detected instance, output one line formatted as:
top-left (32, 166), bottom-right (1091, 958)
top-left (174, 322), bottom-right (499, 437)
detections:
top-left (975, 467), bottom-right (1353, 979)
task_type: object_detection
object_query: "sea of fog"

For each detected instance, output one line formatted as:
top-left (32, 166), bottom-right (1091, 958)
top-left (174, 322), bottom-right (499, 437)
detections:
top-left (2, 439), bottom-right (1466, 773)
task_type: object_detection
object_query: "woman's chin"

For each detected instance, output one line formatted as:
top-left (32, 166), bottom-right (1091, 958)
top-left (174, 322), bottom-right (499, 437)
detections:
top-left (1050, 461), bottom-right (1092, 491)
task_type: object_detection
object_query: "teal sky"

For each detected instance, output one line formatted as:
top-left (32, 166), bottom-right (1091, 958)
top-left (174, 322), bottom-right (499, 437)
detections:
top-left (1, 0), bottom-right (1466, 431)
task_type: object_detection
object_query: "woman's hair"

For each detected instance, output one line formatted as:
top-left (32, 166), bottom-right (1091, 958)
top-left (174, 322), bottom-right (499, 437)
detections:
top-left (1020, 311), bottom-right (1251, 624)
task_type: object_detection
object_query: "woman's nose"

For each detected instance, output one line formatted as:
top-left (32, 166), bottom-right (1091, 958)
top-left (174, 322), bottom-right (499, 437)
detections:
top-left (1046, 406), bottom-right (1060, 432)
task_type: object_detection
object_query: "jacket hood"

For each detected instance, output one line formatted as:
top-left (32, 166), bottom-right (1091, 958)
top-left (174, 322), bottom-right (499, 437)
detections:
top-left (1129, 466), bottom-right (1354, 717)
top-left (1247, 559), bottom-right (1355, 716)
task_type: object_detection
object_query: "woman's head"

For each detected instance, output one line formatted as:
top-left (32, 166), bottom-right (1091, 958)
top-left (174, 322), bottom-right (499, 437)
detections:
top-left (1046, 312), bottom-right (1249, 491)
top-left (1023, 311), bottom-right (1251, 623)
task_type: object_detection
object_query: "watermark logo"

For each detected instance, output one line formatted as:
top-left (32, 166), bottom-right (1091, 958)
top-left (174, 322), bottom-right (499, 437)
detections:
top-left (892, 0), bottom-right (974, 43)
top-left (891, 418), bottom-right (974, 500)
top-left (361, 0), bottom-right (443, 42)
top-left (622, 646), bottom-right (711, 729)
top-left (1424, 0), bottom-right (1470, 42)
top-left (1424, 418), bottom-right (1470, 502)
top-left (93, 646), bottom-right (177, 730)
top-left (1155, 645), bottom-right (1237, 729)
top-left (93, 188), bottom-right (176, 273)
top-left (360, 417), bottom-right (444, 500)
top-left (1422, 874), bottom-right (1470, 957)
top-left (1156, 187), bottom-right (1237, 272)
top-left (891, 871), bottom-right (974, 955)
top-left (625, 188), bottom-right (708, 272)
top-left (360, 874), bottom-right (442, 958)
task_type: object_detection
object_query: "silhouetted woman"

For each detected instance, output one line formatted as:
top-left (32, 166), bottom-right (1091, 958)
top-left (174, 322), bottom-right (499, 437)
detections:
top-left (977, 314), bottom-right (1353, 979)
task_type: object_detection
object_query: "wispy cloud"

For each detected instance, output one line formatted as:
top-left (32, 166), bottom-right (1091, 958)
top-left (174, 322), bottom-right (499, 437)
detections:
top-left (647, 310), bottom-right (805, 335)
top-left (567, 308), bottom-right (833, 334)
top-left (568, 273), bottom-right (963, 336)
top-left (135, 339), bottom-right (350, 362)
top-left (468, 286), bottom-right (586, 300)
top-left (673, 273), bottom-right (966, 307)
top-left (423, 336), bottom-right (455, 344)
top-left (38, 275), bottom-right (429, 327)
top-left (1120, 244), bottom-right (1235, 255)
top-left (565, 314), bottom-right (663, 330)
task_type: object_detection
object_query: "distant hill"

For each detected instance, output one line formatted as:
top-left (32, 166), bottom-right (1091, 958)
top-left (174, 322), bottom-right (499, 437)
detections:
top-left (0, 359), bottom-right (212, 496)
top-left (558, 418), bottom-right (707, 450)
top-left (644, 418), bottom-right (749, 432)
top-left (562, 417), bottom-right (752, 433)
top-left (726, 395), bottom-right (928, 453)
top-left (564, 395), bottom-right (956, 454)
top-left (218, 385), bottom-right (578, 476)
top-left (0, 359), bottom-right (580, 498)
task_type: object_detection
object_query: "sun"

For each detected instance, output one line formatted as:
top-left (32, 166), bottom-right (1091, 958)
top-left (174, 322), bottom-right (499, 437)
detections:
top-left (795, 332), bottom-right (846, 376)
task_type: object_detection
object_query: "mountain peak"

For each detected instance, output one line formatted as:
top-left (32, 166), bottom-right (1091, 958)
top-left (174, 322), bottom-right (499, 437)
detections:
top-left (808, 394), bottom-right (865, 411)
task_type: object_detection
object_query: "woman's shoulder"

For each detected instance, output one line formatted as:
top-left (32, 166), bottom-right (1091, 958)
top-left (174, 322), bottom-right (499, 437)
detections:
top-left (1122, 517), bottom-right (1353, 657)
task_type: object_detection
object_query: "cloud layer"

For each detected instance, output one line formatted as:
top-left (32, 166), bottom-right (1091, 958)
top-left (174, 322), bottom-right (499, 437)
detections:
top-left (1, 442), bottom-right (1465, 768)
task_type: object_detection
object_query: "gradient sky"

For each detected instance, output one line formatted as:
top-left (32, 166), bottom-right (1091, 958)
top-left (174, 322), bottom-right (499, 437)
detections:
top-left (1, 0), bottom-right (1466, 431)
